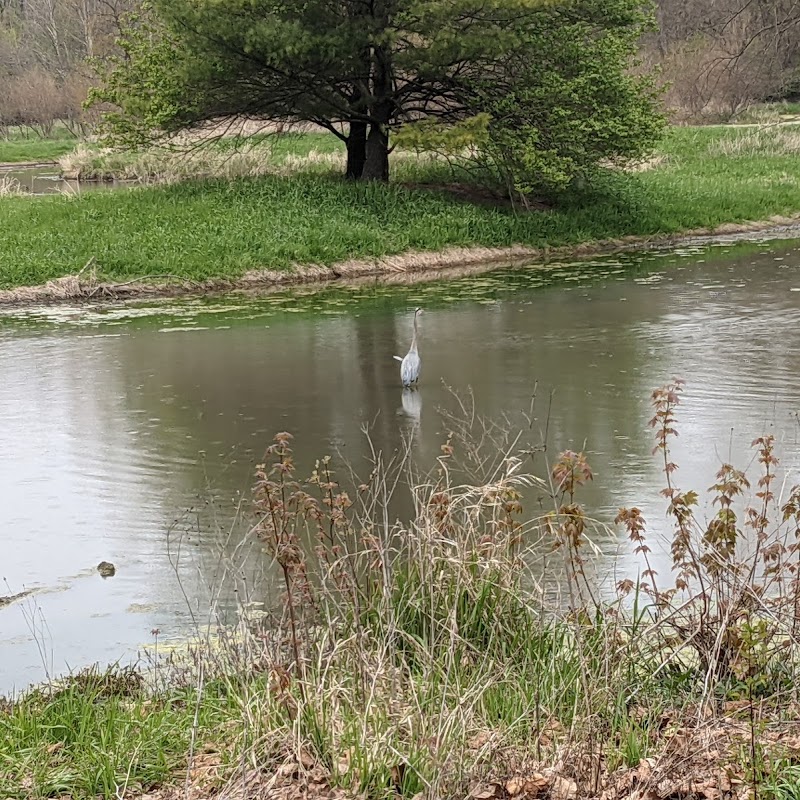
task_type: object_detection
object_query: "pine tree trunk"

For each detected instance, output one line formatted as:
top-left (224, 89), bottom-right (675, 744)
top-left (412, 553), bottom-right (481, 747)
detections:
top-left (346, 120), bottom-right (367, 179)
top-left (361, 120), bottom-right (389, 182)
top-left (362, 37), bottom-right (392, 182)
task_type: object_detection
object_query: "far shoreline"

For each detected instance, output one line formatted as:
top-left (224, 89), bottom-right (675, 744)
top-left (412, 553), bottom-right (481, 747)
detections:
top-left (2, 213), bottom-right (799, 310)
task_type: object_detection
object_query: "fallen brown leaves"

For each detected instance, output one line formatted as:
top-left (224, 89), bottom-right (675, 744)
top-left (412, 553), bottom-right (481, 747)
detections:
top-left (121, 702), bottom-right (800, 800)
top-left (505, 774), bottom-right (550, 797)
top-left (135, 747), bottom-right (355, 800)
top-left (595, 708), bottom-right (800, 800)
top-left (216, 748), bottom-right (357, 800)
top-left (460, 702), bottom-right (800, 800)
top-left (471, 771), bottom-right (577, 800)
top-left (188, 745), bottom-right (224, 791)
top-left (597, 758), bottom-right (742, 800)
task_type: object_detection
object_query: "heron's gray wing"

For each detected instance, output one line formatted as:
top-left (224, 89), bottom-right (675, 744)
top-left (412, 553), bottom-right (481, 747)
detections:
top-left (401, 352), bottom-right (421, 385)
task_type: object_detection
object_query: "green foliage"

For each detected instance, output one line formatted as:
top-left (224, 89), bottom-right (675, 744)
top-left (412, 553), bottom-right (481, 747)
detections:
top-left (766, 763), bottom-right (800, 800)
top-left (472, 0), bottom-right (665, 196)
top-left (385, 557), bottom-right (534, 669)
top-left (89, 0), bottom-right (370, 148)
top-left (393, 114), bottom-right (490, 154)
top-left (88, 5), bottom-right (198, 149)
top-left (90, 0), bottom-right (663, 185)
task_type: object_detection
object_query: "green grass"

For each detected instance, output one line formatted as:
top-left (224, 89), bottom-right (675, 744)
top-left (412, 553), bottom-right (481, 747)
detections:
top-left (0, 668), bottom-right (248, 798)
top-left (2, 125), bottom-right (800, 290)
top-left (0, 126), bottom-right (79, 164)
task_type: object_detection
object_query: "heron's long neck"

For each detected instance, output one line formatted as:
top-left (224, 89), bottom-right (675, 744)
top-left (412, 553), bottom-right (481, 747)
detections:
top-left (410, 315), bottom-right (419, 352)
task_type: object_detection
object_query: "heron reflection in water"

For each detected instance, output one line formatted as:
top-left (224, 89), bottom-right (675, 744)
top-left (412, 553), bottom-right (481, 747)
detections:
top-left (394, 307), bottom-right (422, 388)
top-left (400, 387), bottom-right (422, 424)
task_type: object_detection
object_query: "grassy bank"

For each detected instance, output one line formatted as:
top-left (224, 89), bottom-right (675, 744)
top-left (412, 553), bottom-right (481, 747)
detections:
top-left (2, 125), bottom-right (800, 292)
top-left (0, 126), bottom-right (78, 164)
top-left (3, 382), bottom-right (800, 800)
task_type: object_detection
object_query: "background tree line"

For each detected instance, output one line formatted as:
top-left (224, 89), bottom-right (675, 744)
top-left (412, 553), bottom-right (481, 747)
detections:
top-left (647, 0), bottom-right (800, 120)
top-left (2, 0), bottom-right (799, 137)
top-left (3, 0), bottom-right (800, 138)
top-left (0, 0), bottom-right (133, 135)
top-left (1, 0), bottom-right (799, 190)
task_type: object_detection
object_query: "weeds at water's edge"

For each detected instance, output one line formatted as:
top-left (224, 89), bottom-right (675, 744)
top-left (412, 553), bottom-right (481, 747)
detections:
top-left (0, 175), bottom-right (25, 196)
top-left (3, 381), bottom-right (800, 800)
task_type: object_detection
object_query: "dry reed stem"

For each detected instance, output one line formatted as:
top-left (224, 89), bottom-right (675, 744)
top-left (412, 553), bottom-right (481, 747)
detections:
top-left (0, 175), bottom-right (25, 196)
top-left (2, 214), bottom-right (800, 308)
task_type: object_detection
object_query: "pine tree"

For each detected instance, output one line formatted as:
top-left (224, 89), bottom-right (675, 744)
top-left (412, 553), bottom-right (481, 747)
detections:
top-left (93, 0), bottom-right (663, 186)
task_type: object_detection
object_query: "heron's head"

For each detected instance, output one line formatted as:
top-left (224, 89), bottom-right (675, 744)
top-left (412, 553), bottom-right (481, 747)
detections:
top-left (414, 307), bottom-right (422, 315)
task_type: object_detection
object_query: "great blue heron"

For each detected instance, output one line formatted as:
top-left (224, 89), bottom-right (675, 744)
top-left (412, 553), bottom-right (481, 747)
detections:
top-left (394, 307), bottom-right (422, 387)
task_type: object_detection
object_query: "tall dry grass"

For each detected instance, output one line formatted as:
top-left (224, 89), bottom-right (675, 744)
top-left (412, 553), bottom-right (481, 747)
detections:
top-left (58, 142), bottom-right (283, 182)
top-left (709, 126), bottom-right (800, 157)
top-left (236, 380), bottom-right (800, 799)
top-left (0, 175), bottom-right (25, 196)
top-left (57, 141), bottom-right (444, 183)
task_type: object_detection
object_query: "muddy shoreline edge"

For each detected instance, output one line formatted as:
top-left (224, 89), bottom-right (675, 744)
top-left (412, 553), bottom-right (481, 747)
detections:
top-left (3, 214), bottom-right (800, 309)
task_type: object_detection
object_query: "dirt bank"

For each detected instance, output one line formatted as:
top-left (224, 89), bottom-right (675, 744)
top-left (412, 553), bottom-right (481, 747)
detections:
top-left (2, 214), bottom-right (800, 308)
top-left (0, 160), bottom-right (57, 169)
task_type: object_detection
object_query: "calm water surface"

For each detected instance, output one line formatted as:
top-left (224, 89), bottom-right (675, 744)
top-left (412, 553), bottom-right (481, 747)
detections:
top-left (0, 164), bottom-right (128, 195)
top-left (2, 238), bottom-right (800, 693)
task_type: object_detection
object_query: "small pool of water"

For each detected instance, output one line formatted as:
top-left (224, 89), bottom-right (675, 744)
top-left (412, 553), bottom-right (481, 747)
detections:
top-left (0, 164), bottom-right (130, 195)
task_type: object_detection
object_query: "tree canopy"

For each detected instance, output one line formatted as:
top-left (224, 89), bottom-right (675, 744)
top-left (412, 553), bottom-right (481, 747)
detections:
top-left (94, 0), bottom-right (665, 191)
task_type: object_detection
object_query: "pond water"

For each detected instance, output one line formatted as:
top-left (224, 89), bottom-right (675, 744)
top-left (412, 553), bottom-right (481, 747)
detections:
top-left (2, 237), bottom-right (800, 695)
top-left (0, 164), bottom-right (127, 195)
